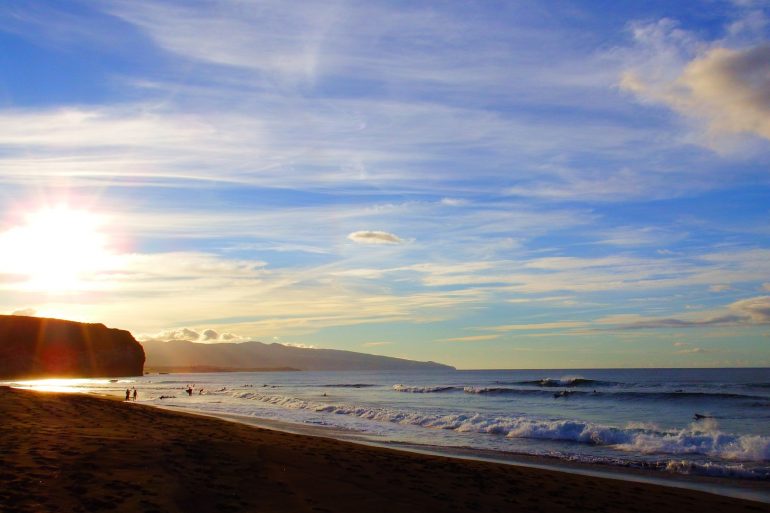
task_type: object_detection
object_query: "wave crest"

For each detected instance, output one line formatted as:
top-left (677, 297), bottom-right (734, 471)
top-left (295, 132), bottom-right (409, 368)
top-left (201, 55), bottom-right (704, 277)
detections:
top-left (231, 391), bottom-right (770, 463)
top-left (392, 384), bottom-right (457, 393)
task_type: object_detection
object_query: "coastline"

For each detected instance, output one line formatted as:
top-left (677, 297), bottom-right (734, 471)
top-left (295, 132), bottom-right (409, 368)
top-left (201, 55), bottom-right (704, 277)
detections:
top-left (2, 386), bottom-right (768, 513)
top-left (157, 404), bottom-right (770, 505)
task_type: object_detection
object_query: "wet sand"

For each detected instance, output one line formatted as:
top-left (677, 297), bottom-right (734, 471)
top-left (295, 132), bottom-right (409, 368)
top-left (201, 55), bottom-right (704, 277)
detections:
top-left (1, 386), bottom-right (767, 513)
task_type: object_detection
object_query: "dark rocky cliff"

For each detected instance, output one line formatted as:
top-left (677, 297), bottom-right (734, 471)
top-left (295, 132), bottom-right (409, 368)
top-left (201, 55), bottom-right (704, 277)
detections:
top-left (0, 315), bottom-right (145, 379)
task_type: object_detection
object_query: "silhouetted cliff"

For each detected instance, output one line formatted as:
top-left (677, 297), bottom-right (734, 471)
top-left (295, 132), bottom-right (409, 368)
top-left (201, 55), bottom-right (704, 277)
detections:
top-left (0, 315), bottom-right (145, 379)
top-left (142, 340), bottom-right (454, 372)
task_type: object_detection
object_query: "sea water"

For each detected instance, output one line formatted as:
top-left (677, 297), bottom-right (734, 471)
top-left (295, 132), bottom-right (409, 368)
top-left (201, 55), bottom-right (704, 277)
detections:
top-left (7, 368), bottom-right (770, 488)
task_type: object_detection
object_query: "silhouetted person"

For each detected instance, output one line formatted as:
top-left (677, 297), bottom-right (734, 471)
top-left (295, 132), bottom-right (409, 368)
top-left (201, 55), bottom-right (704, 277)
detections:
top-left (132, 388), bottom-right (137, 401)
top-left (125, 389), bottom-right (130, 401)
top-left (186, 387), bottom-right (193, 396)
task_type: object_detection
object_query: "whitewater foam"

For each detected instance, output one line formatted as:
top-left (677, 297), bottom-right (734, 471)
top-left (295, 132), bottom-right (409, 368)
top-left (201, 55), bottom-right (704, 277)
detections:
top-left (229, 390), bottom-right (770, 464)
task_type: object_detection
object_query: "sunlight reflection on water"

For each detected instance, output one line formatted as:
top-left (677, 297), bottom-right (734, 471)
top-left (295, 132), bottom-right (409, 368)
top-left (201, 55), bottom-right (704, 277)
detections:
top-left (8, 377), bottom-right (129, 393)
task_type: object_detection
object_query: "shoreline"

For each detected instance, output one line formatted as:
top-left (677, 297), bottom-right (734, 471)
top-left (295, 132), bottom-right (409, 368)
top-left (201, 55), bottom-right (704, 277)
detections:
top-left (156, 403), bottom-right (770, 504)
top-left (2, 386), bottom-right (768, 513)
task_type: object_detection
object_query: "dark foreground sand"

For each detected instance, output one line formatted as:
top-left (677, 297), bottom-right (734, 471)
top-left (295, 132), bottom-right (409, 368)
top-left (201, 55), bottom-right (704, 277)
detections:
top-left (1, 387), bottom-right (767, 513)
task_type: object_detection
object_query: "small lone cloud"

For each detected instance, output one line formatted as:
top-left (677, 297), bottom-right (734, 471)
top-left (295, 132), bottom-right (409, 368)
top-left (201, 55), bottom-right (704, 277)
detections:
top-left (440, 198), bottom-right (468, 207)
top-left (11, 308), bottom-right (36, 316)
top-left (362, 341), bottom-right (391, 347)
top-left (675, 347), bottom-right (711, 354)
top-left (347, 230), bottom-right (404, 245)
top-left (709, 284), bottom-right (732, 292)
top-left (672, 341), bottom-right (712, 354)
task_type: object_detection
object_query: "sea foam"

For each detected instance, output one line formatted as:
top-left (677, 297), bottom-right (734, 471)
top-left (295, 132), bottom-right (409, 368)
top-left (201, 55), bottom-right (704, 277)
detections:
top-left (231, 391), bottom-right (770, 462)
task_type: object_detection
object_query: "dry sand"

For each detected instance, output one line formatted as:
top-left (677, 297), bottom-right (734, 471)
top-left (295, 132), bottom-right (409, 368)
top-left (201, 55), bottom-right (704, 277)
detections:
top-left (0, 386), bottom-right (767, 513)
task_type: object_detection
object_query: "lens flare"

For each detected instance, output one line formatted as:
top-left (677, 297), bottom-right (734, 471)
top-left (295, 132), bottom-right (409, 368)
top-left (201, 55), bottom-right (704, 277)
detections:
top-left (0, 206), bottom-right (115, 293)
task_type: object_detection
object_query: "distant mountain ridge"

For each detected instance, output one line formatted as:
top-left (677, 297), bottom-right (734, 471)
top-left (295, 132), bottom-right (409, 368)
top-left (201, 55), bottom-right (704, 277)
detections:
top-left (142, 339), bottom-right (454, 371)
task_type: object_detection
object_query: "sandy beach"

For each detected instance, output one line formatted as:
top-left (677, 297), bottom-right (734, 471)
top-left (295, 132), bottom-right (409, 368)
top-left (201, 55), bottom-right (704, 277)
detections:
top-left (1, 386), bottom-right (767, 513)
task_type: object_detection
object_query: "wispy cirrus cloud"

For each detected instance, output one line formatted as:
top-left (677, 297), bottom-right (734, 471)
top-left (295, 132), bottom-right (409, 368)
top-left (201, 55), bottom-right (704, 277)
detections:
top-left (439, 334), bottom-right (501, 343)
top-left (361, 341), bottom-right (391, 347)
top-left (481, 321), bottom-right (589, 332)
top-left (0, 0), bottom-right (732, 206)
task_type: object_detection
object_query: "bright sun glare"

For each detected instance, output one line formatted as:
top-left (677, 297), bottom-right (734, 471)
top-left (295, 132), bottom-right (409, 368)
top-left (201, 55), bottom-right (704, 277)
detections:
top-left (0, 206), bottom-right (113, 293)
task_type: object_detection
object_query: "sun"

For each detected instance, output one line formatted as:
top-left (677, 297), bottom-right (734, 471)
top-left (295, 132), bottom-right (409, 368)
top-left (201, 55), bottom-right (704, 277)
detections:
top-left (0, 206), bottom-right (114, 293)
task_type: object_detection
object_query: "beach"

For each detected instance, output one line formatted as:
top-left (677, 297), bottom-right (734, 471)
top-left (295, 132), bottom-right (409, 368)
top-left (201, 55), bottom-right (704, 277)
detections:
top-left (1, 386), bottom-right (767, 513)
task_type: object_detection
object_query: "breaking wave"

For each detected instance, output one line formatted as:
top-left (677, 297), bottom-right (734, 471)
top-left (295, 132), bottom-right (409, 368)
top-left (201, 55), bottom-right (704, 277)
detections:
top-left (463, 387), bottom-right (545, 396)
top-left (321, 383), bottom-right (377, 388)
top-left (508, 377), bottom-right (620, 388)
top-left (232, 391), bottom-right (770, 466)
top-left (392, 384), bottom-right (459, 393)
top-left (459, 386), bottom-right (769, 405)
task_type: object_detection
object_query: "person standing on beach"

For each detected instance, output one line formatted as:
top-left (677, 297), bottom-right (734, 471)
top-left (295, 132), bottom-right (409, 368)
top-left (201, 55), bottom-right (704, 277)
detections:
top-left (125, 389), bottom-right (130, 401)
top-left (132, 388), bottom-right (137, 401)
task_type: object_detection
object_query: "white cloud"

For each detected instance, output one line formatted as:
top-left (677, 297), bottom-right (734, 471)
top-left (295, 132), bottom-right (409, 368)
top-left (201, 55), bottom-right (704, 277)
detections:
top-left (348, 231), bottom-right (404, 245)
top-left (730, 295), bottom-right (770, 323)
top-left (709, 284), bottom-right (732, 292)
top-left (440, 198), bottom-right (468, 207)
top-left (620, 14), bottom-right (770, 144)
top-left (10, 308), bottom-right (36, 316)
top-left (605, 295), bottom-right (770, 330)
top-left (675, 347), bottom-right (711, 354)
top-left (624, 44), bottom-right (770, 141)
top-left (361, 341), bottom-right (391, 347)
top-left (145, 327), bottom-right (200, 341)
top-left (140, 326), bottom-right (244, 343)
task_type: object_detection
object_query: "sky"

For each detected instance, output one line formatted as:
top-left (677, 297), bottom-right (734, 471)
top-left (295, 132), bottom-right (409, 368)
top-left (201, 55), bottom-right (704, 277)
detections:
top-left (0, 0), bottom-right (769, 369)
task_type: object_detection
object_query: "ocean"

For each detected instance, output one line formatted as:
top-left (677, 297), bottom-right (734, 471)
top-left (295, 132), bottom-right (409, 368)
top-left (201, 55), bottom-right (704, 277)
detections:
top-left (7, 367), bottom-right (770, 496)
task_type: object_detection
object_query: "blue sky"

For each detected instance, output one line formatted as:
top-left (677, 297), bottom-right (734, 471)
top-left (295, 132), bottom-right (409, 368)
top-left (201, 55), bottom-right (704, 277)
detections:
top-left (0, 0), bottom-right (769, 369)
